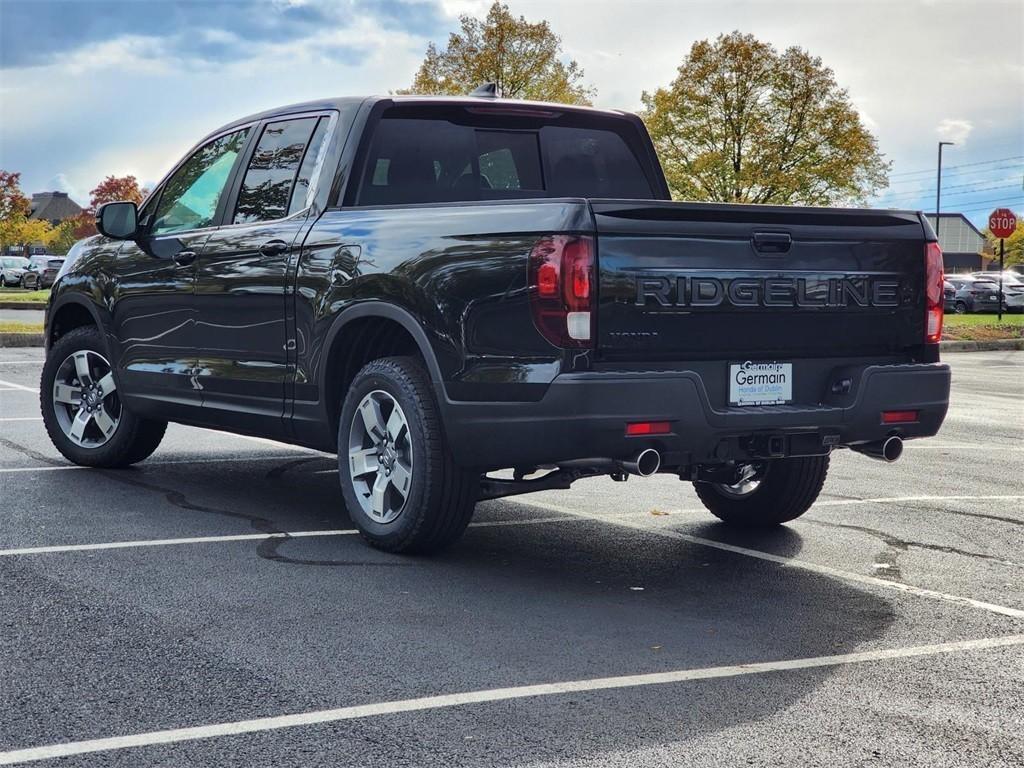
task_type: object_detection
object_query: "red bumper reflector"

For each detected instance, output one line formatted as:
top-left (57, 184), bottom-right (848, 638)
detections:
top-left (625, 421), bottom-right (671, 436)
top-left (881, 410), bottom-right (918, 424)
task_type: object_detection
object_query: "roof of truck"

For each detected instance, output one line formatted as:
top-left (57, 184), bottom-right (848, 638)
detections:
top-left (214, 95), bottom-right (632, 136)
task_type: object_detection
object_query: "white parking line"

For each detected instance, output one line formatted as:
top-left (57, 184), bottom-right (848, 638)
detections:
top-left (0, 517), bottom-right (577, 558)
top-left (816, 494), bottom-right (1024, 506)
top-left (0, 361), bottom-right (42, 365)
top-left (0, 417), bottom-right (42, 422)
top-left (516, 498), bottom-right (1024, 620)
top-left (0, 454), bottom-right (315, 474)
top-left (1, 633), bottom-right (1021, 765)
top-left (0, 530), bottom-right (357, 557)
top-left (0, 379), bottom-right (38, 393)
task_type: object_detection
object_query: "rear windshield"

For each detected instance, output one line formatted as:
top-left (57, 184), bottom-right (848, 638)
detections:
top-left (354, 108), bottom-right (655, 206)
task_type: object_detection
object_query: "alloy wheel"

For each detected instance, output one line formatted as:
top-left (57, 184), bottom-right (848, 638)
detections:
top-left (347, 390), bottom-right (414, 524)
top-left (52, 350), bottom-right (121, 448)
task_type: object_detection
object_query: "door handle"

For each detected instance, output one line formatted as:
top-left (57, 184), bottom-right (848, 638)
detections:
top-left (173, 250), bottom-right (197, 266)
top-left (259, 240), bottom-right (289, 257)
top-left (752, 232), bottom-right (792, 254)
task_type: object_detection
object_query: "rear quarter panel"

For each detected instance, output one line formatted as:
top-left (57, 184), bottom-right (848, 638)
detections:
top-left (295, 200), bottom-right (593, 405)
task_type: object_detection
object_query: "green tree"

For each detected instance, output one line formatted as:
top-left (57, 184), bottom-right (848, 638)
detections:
top-left (0, 170), bottom-right (55, 251)
top-left (49, 219), bottom-right (81, 255)
top-left (642, 32), bottom-right (889, 206)
top-left (984, 213), bottom-right (1024, 267)
top-left (400, 1), bottom-right (594, 105)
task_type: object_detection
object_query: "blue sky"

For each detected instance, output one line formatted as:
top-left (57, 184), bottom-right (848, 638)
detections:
top-left (1, 0), bottom-right (1021, 227)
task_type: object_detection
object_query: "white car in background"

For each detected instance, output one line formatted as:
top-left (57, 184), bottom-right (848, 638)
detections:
top-left (971, 272), bottom-right (1024, 312)
top-left (0, 256), bottom-right (32, 287)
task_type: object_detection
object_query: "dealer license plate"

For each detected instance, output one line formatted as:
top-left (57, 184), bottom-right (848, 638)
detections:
top-left (729, 362), bottom-right (793, 406)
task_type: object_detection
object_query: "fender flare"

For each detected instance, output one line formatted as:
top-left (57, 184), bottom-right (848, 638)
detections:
top-left (319, 301), bottom-right (447, 390)
top-left (46, 292), bottom-right (110, 355)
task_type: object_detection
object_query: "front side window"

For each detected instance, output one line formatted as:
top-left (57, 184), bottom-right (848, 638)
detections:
top-left (233, 117), bottom-right (319, 224)
top-left (151, 128), bottom-right (249, 235)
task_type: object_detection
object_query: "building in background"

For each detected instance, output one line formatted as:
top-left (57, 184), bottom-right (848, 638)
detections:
top-left (29, 191), bottom-right (83, 226)
top-left (924, 213), bottom-right (985, 273)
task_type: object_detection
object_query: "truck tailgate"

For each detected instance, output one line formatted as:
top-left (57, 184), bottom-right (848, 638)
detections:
top-left (592, 201), bottom-right (929, 362)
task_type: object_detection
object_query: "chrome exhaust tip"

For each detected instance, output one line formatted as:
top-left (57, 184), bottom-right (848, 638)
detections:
top-left (621, 448), bottom-right (661, 477)
top-left (852, 436), bottom-right (903, 463)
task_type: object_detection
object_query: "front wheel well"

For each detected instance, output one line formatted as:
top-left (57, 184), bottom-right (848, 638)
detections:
top-left (48, 302), bottom-right (96, 346)
top-left (325, 316), bottom-right (427, 430)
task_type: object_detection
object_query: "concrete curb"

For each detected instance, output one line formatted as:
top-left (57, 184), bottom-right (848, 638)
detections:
top-left (0, 333), bottom-right (45, 348)
top-left (940, 338), bottom-right (1024, 352)
top-left (0, 302), bottom-right (47, 310)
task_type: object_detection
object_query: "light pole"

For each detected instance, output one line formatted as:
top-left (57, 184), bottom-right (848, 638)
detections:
top-left (935, 141), bottom-right (954, 243)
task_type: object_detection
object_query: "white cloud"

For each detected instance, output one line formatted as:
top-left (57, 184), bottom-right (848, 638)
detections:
top-left (43, 174), bottom-right (84, 204)
top-left (63, 35), bottom-right (175, 75)
top-left (936, 119), bottom-right (974, 146)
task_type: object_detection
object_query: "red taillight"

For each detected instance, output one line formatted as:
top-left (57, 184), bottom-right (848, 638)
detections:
top-left (925, 242), bottom-right (944, 344)
top-left (625, 421), bottom-right (671, 436)
top-left (528, 235), bottom-right (594, 347)
top-left (881, 410), bottom-right (918, 424)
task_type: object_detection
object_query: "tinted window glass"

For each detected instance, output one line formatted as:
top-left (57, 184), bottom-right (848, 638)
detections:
top-left (357, 120), bottom-right (544, 206)
top-left (477, 130), bottom-right (543, 191)
top-left (287, 117), bottom-right (330, 215)
top-left (152, 128), bottom-right (249, 235)
top-left (542, 126), bottom-right (652, 198)
top-left (356, 114), bottom-right (652, 205)
top-left (234, 118), bottom-right (317, 224)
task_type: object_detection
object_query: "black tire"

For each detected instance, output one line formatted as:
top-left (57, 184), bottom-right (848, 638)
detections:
top-left (954, 301), bottom-right (968, 314)
top-left (337, 356), bottom-right (478, 554)
top-left (693, 455), bottom-right (829, 527)
top-left (40, 326), bottom-right (167, 468)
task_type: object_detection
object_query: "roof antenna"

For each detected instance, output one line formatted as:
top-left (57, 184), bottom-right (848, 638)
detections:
top-left (470, 82), bottom-right (499, 98)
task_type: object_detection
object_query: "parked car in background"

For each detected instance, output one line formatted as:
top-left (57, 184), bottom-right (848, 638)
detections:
top-left (949, 276), bottom-right (1001, 313)
top-left (26, 255), bottom-right (65, 289)
top-left (970, 272), bottom-right (1024, 313)
top-left (0, 256), bottom-right (32, 287)
top-left (943, 280), bottom-right (957, 313)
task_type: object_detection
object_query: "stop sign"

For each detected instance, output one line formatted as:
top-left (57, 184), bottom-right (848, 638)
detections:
top-left (989, 208), bottom-right (1017, 239)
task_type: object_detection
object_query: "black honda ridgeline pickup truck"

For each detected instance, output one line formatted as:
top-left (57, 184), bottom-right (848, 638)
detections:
top-left (43, 94), bottom-right (950, 553)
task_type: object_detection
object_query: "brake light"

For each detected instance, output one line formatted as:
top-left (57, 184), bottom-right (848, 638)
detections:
top-left (625, 421), bottom-right (671, 436)
top-left (881, 410), bottom-right (918, 424)
top-left (528, 235), bottom-right (595, 347)
top-left (925, 242), bottom-right (944, 344)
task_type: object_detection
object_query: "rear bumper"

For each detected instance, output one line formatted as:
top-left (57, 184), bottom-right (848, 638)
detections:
top-left (441, 362), bottom-right (950, 471)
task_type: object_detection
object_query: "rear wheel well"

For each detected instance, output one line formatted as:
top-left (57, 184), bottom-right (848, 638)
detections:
top-left (325, 317), bottom-right (426, 430)
top-left (49, 303), bottom-right (96, 346)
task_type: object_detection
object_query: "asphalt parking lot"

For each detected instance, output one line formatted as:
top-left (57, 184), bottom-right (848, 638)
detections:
top-left (1, 348), bottom-right (1022, 766)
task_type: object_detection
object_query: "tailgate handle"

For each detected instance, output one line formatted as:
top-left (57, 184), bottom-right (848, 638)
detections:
top-left (752, 232), bottom-right (792, 254)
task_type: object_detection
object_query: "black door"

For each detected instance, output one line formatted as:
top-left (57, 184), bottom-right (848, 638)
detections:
top-left (111, 126), bottom-right (252, 421)
top-left (193, 115), bottom-right (331, 434)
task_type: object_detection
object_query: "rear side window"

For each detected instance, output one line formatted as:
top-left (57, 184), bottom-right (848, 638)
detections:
top-left (287, 117), bottom-right (331, 215)
top-left (355, 113), bottom-right (652, 206)
top-left (233, 117), bottom-right (318, 224)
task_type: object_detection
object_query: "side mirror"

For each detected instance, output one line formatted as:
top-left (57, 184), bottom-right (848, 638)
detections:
top-left (96, 201), bottom-right (139, 240)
